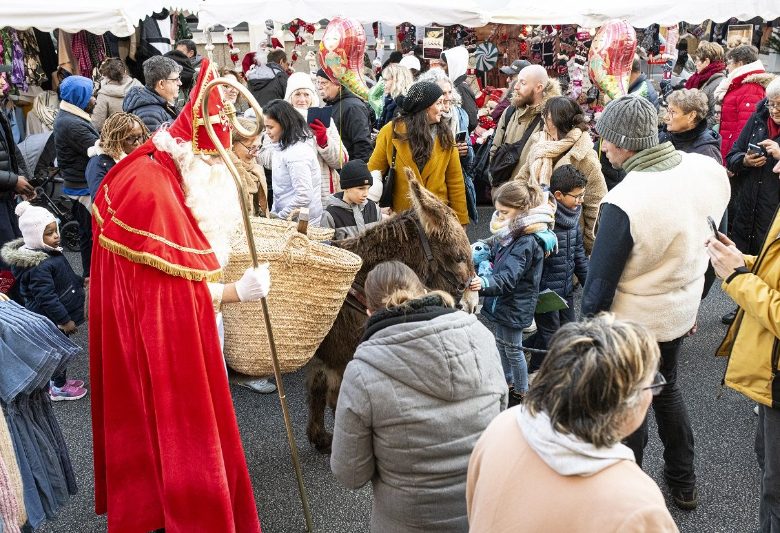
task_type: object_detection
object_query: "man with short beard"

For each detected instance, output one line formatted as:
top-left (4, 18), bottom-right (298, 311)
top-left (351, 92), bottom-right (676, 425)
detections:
top-left (53, 75), bottom-right (99, 279)
top-left (489, 65), bottom-right (561, 186)
top-left (89, 59), bottom-right (266, 532)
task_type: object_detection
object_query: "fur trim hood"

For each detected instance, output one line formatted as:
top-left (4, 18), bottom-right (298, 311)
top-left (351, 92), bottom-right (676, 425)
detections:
top-left (0, 238), bottom-right (49, 268)
top-left (742, 72), bottom-right (776, 88)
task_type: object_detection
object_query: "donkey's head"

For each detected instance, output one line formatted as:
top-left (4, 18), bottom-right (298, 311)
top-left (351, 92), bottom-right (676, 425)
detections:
top-left (404, 169), bottom-right (478, 312)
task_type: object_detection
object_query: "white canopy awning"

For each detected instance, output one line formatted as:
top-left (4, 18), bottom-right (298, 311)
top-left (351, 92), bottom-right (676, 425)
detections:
top-left (0, 1), bottom-right (197, 37)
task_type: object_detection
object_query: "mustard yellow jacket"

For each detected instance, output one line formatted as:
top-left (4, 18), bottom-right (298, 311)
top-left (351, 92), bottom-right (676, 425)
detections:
top-left (717, 205), bottom-right (780, 408)
top-left (368, 120), bottom-right (468, 224)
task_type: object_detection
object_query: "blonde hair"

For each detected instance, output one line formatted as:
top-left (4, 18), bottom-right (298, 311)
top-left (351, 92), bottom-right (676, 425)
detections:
top-left (525, 314), bottom-right (660, 447)
top-left (666, 88), bottom-right (709, 123)
top-left (365, 261), bottom-right (454, 312)
top-left (99, 113), bottom-right (149, 160)
top-left (232, 117), bottom-right (263, 144)
top-left (381, 64), bottom-right (415, 99)
top-left (492, 180), bottom-right (543, 213)
top-left (693, 41), bottom-right (724, 63)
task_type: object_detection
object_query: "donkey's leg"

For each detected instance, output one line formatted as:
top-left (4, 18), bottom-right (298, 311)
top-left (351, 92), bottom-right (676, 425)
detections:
top-left (305, 357), bottom-right (332, 453)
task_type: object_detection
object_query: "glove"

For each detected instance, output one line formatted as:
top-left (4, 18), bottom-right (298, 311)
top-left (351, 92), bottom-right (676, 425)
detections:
top-left (309, 119), bottom-right (328, 148)
top-left (235, 264), bottom-right (271, 302)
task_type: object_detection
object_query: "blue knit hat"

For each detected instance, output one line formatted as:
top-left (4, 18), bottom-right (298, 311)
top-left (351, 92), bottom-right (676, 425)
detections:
top-left (59, 75), bottom-right (94, 110)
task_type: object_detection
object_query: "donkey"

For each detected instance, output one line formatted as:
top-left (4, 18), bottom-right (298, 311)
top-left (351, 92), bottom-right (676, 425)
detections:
top-left (305, 172), bottom-right (477, 452)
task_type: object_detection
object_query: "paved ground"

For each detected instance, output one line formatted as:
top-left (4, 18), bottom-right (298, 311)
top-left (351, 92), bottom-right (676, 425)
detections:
top-left (38, 206), bottom-right (761, 532)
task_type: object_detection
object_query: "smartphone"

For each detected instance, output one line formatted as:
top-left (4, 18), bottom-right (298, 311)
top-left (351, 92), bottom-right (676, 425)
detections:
top-left (455, 131), bottom-right (467, 143)
top-left (307, 106), bottom-right (332, 128)
top-left (747, 143), bottom-right (767, 156)
top-left (707, 216), bottom-right (719, 238)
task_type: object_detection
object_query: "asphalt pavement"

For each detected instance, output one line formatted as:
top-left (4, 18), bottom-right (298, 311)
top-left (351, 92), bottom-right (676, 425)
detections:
top-left (38, 206), bottom-right (761, 532)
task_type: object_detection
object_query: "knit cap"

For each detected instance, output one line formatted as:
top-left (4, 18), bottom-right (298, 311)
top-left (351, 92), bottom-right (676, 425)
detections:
top-left (316, 68), bottom-right (335, 83)
top-left (15, 201), bottom-right (57, 250)
top-left (339, 159), bottom-right (373, 190)
top-left (595, 95), bottom-right (658, 151)
top-left (59, 75), bottom-right (94, 110)
top-left (284, 72), bottom-right (320, 107)
top-left (396, 81), bottom-right (443, 115)
top-left (399, 55), bottom-right (421, 71)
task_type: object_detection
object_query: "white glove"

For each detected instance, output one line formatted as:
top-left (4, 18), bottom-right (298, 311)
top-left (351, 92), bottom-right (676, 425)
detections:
top-left (235, 263), bottom-right (271, 302)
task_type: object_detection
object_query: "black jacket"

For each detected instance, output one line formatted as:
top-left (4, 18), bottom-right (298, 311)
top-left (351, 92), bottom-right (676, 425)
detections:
top-left (0, 111), bottom-right (21, 201)
top-left (454, 74), bottom-right (478, 132)
top-left (539, 203), bottom-right (588, 298)
top-left (85, 154), bottom-right (116, 200)
top-left (247, 63), bottom-right (289, 107)
top-left (1, 238), bottom-right (85, 325)
top-left (123, 85), bottom-right (178, 133)
top-left (726, 98), bottom-right (780, 255)
top-left (479, 233), bottom-right (544, 329)
top-left (325, 89), bottom-right (374, 162)
top-left (53, 108), bottom-right (99, 190)
top-left (658, 120), bottom-right (722, 164)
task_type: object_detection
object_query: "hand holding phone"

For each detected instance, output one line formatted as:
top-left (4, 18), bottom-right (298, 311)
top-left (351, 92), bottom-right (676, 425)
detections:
top-left (456, 131), bottom-right (467, 143)
top-left (747, 143), bottom-right (767, 157)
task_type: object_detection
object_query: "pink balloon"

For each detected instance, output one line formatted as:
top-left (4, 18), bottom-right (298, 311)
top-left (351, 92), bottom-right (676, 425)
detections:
top-left (587, 20), bottom-right (637, 100)
top-left (318, 17), bottom-right (369, 100)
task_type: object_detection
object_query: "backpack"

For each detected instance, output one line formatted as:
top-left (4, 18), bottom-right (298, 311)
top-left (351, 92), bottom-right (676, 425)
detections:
top-left (489, 107), bottom-right (541, 187)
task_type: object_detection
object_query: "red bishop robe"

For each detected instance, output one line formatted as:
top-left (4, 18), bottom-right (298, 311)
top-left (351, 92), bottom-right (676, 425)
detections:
top-left (89, 142), bottom-right (262, 533)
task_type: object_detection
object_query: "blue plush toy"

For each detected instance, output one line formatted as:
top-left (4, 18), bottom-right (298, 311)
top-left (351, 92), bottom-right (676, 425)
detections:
top-left (471, 241), bottom-right (493, 278)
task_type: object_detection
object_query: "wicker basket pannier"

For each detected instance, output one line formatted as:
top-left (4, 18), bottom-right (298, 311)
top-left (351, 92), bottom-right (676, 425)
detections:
top-left (222, 218), bottom-right (362, 376)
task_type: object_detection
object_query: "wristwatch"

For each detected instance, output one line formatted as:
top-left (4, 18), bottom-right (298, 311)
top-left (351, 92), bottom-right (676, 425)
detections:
top-left (725, 266), bottom-right (750, 284)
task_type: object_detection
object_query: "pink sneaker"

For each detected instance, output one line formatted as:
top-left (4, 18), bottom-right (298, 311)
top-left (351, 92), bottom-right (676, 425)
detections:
top-left (66, 379), bottom-right (85, 388)
top-left (50, 384), bottom-right (87, 401)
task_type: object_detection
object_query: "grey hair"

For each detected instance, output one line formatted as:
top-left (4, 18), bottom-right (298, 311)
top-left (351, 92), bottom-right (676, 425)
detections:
top-left (666, 88), bottom-right (709, 123)
top-left (143, 56), bottom-right (182, 90)
top-left (725, 44), bottom-right (759, 66)
top-left (766, 77), bottom-right (780, 101)
top-left (417, 68), bottom-right (462, 106)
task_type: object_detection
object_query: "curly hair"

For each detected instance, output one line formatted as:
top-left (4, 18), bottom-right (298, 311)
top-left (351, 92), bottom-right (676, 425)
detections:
top-left (666, 88), bottom-right (709, 123)
top-left (100, 113), bottom-right (149, 159)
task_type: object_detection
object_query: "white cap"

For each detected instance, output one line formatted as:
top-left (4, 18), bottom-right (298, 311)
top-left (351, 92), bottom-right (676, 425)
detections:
top-left (399, 55), bottom-right (421, 71)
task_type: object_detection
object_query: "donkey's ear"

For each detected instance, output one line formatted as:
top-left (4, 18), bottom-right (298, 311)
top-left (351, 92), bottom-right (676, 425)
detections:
top-left (405, 167), bottom-right (455, 236)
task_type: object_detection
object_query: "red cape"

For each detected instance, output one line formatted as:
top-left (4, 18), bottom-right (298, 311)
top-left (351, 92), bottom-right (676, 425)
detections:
top-left (89, 142), bottom-right (262, 532)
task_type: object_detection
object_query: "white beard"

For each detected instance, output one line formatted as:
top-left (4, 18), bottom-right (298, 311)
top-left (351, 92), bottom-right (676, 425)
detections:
top-left (153, 131), bottom-right (243, 267)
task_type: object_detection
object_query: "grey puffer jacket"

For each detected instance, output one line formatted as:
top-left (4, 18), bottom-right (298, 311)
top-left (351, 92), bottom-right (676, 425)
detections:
top-left (331, 294), bottom-right (507, 533)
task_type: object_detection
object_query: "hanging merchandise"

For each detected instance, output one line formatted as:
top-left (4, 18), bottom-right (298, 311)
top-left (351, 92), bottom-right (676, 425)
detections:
top-left (33, 30), bottom-right (57, 91)
top-left (474, 42), bottom-right (499, 72)
top-left (318, 17), bottom-right (369, 100)
top-left (224, 27), bottom-right (240, 66)
top-left (396, 23), bottom-right (416, 54)
top-left (588, 20), bottom-right (637, 100)
top-left (175, 11), bottom-right (193, 42)
top-left (283, 19), bottom-right (317, 64)
top-left (70, 30), bottom-right (107, 80)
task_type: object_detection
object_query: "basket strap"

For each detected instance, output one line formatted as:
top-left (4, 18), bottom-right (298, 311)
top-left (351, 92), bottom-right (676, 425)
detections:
top-left (345, 281), bottom-right (368, 315)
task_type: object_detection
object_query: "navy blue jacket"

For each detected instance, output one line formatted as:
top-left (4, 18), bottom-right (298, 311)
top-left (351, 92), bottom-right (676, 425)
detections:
top-left (123, 85), bottom-right (178, 133)
top-left (53, 108), bottom-right (99, 190)
top-left (1, 238), bottom-right (85, 325)
top-left (658, 120), bottom-right (722, 164)
top-left (479, 233), bottom-right (544, 329)
top-left (85, 154), bottom-right (116, 199)
top-left (540, 203), bottom-right (588, 298)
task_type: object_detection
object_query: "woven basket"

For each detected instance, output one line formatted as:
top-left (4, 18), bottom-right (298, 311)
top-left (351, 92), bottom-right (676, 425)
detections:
top-left (222, 220), bottom-right (362, 376)
top-left (253, 216), bottom-right (335, 241)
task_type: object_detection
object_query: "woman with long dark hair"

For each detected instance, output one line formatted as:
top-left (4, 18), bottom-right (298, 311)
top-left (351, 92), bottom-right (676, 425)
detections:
top-left (259, 99), bottom-right (322, 225)
top-left (368, 81), bottom-right (468, 225)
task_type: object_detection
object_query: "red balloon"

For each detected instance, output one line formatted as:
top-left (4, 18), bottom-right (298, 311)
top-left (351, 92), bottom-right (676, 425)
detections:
top-left (587, 20), bottom-right (637, 100)
top-left (318, 17), bottom-right (369, 100)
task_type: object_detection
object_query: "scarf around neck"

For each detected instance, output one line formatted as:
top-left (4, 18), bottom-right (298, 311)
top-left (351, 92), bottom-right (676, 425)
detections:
top-left (623, 141), bottom-right (681, 173)
top-left (528, 127), bottom-right (583, 186)
top-left (490, 193), bottom-right (556, 247)
top-left (684, 61), bottom-right (726, 90)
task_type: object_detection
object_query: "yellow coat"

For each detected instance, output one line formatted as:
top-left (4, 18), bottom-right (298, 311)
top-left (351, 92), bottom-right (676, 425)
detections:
top-left (368, 120), bottom-right (469, 224)
top-left (717, 206), bottom-right (780, 408)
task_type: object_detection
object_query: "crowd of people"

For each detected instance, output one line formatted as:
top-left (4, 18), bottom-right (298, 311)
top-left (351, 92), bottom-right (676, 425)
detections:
top-left (0, 33), bottom-right (778, 533)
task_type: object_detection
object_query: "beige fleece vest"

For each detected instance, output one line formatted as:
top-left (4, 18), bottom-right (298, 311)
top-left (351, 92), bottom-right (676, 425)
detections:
top-left (603, 152), bottom-right (730, 342)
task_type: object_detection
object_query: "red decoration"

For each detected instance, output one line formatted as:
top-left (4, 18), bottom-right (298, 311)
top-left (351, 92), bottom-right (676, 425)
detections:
top-left (318, 17), bottom-right (369, 100)
top-left (587, 20), bottom-right (637, 99)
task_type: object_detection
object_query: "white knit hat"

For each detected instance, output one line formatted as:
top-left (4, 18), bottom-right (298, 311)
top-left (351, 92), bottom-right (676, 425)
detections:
top-left (15, 201), bottom-right (56, 250)
top-left (283, 72), bottom-right (320, 107)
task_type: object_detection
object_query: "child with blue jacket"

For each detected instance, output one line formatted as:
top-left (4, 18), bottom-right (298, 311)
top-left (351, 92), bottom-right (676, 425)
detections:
top-left (527, 165), bottom-right (589, 371)
top-left (470, 181), bottom-right (556, 406)
top-left (0, 201), bottom-right (87, 401)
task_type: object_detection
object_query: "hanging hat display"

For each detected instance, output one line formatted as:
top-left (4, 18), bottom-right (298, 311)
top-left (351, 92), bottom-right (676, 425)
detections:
top-left (474, 42), bottom-right (498, 72)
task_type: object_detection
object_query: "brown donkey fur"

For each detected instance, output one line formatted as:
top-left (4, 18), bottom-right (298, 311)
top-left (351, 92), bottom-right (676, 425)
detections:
top-left (305, 171), bottom-right (475, 452)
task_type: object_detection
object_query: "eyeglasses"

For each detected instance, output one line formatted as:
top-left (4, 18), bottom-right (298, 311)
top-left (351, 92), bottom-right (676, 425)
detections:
top-left (165, 77), bottom-right (182, 84)
top-left (124, 135), bottom-right (146, 145)
top-left (563, 191), bottom-right (586, 201)
top-left (767, 101), bottom-right (780, 110)
top-left (642, 372), bottom-right (667, 396)
top-left (237, 140), bottom-right (260, 155)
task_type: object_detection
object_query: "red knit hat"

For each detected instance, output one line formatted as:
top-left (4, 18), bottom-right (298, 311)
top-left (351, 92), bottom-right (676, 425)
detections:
top-left (166, 57), bottom-right (232, 156)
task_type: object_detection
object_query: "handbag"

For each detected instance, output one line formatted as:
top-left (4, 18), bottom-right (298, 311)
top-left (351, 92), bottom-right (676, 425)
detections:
top-left (378, 145), bottom-right (397, 208)
top-left (489, 114), bottom-right (541, 187)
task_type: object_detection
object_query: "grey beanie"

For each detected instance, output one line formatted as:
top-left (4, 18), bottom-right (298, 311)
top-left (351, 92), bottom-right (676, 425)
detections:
top-left (595, 95), bottom-right (658, 151)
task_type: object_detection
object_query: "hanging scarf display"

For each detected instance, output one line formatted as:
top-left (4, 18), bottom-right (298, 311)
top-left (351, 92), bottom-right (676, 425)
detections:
top-left (17, 30), bottom-right (47, 89)
top-left (9, 30), bottom-right (26, 91)
top-left (71, 31), bottom-right (107, 80)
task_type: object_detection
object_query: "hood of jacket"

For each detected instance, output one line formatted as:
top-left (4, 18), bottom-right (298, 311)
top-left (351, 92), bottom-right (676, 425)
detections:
top-left (356, 295), bottom-right (496, 402)
top-left (443, 46), bottom-right (469, 84)
top-left (741, 71), bottom-right (776, 89)
top-left (1, 238), bottom-right (49, 269)
top-left (99, 76), bottom-right (141, 98)
top-left (123, 85), bottom-right (169, 113)
top-left (516, 406), bottom-right (636, 477)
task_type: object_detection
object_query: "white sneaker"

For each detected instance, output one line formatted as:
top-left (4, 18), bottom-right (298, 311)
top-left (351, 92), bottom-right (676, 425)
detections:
top-left (237, 378), bottom-right (277, 394)
top-left (523, 319), bottom-right (537, 334)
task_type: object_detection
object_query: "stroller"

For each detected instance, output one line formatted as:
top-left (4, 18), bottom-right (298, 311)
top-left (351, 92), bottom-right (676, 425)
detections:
top-left (16, 132), bottom-right (81, 252)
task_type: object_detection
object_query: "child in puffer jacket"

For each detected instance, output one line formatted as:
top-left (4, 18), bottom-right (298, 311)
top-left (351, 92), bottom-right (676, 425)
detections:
top-left (0, 202), bottom-right (87, 401)
top-left (470, 181), bottom-right (556, 406)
